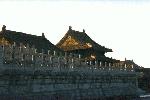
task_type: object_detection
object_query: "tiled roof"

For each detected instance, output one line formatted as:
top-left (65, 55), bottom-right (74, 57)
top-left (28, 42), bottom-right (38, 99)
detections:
top-left (0, 25), bottom-right (62, 54)
top-left (57, 26), bottom-right (112, 52)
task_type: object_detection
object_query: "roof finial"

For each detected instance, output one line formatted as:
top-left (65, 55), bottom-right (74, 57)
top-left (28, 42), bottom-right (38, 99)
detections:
top-left (83, 29), bottom-right (85, 33)
top-left (69, 26), bottom-right (72, 30)
top-left (42, 33), bottom-right (45, 38)
top-left (2, 25), bottom-right (6, 32)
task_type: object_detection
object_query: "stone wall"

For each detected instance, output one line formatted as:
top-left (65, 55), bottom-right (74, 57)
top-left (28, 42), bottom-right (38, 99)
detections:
top-left (0, 45), bottom-right (140, 98)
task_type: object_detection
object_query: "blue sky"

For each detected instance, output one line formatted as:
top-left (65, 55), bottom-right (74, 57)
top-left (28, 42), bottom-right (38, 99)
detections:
top-left (0, 0), bottom-right (150, 67)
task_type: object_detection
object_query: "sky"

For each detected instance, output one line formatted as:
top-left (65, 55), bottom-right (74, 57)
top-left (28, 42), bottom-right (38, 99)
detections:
top-left (0, 0), bottom-right (150, 68)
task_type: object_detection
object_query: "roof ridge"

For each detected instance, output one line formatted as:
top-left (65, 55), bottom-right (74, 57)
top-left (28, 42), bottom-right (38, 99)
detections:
top-left (6, 30), bottom-right (42, 37)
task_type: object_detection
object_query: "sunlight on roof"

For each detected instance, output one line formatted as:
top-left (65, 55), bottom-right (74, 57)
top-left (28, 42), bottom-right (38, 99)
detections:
top-left (91, 54), bottom-right (96, 59)
top-left (86, 43), bottom-right (92, 48)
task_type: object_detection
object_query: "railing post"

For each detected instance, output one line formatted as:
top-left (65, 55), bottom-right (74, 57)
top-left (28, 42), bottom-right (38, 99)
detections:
top-left (78, 54), bottom-right (81, 59)
top-left (53, 51), bottom-right (56, 56)
top-left (90, 61), bottom-right (92, 65)
top-left (71, 58), bottom-right (74, 69)
top-left (48, 50), bottom-right (50, 55)
top-left (99, 61), bottom-right (101, 67)
top-left (58, 57), bottom-right (61, 71)
top-left (109, 63), bottom-right (111, 70)
top-left (95, 60), bottom-right (97, 69)
top-left (124, 63), bottom-right (126, 71)
top-left (105, 62), bottom-right (107, 70)
top-left (85, 60), bottom-right (87, 65)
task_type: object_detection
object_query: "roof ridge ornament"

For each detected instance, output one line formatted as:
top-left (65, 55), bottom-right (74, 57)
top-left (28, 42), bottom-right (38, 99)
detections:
top-left (42, 33), bottom-right (45, 38)
top-left (83, 29), bottom-right (85, 33)
top-left (2, 25), bottom-right (6, 32)
top-left (69, 26), bottom-right (72, 30)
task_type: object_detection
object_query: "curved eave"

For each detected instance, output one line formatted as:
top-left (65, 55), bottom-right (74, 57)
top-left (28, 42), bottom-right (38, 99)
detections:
top-left (105, 48), bottom-right (113, 52)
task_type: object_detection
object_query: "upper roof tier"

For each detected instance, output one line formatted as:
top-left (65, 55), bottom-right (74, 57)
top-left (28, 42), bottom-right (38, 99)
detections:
top-left (0, 25), bottom-right (62, 54)
top-left (56, 26), bottom-right (112, 52)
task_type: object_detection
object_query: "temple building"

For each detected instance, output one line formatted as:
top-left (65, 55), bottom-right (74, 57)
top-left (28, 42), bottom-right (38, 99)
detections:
top-left (0, 25), bottom-right (62, 54)
top-left (0, 25), bottom-right (145, 99)
top-left (56, 26), bottom-right (118, 64)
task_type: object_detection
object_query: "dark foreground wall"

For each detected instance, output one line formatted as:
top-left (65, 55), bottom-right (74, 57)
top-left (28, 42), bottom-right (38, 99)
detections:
top-left (0, 95), bottom-right (138, 100)
top-left (136, 68), bottom-right (150, 93)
